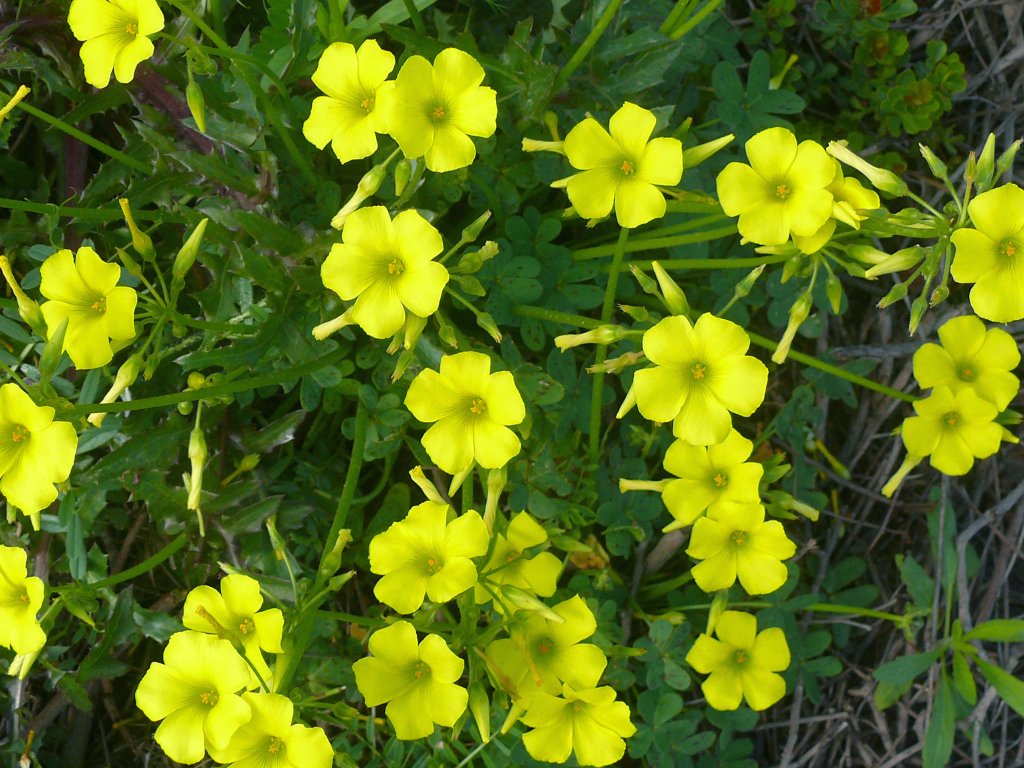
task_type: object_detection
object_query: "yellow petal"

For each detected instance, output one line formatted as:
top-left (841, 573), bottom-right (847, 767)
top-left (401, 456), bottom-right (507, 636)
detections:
top-left (422, 416), bottom-right (475, 474)
top-left (633, 365), bottom-right (688, 424)
top-left (482, 371), bottom-right (525, 426)
top-left (638, 137), bottom-right (683, 186)
top-left (608, 101), bottom-right (656, 159)
top-left (701, 667), bottom-right (743, 710)
top-left (970, 272), bottom-right (1024, 323)
top-left (112, 34), bottom-right (154, 84)
top-left (449, 86), bottom-right (497, 138)
top-left (356, 38), bottom-right (396, 90)
top-left (968, 183), bottom-right (1024, 239)
top-left (153, 705), bottom-right (208, 764)
top-left (79, 33), bottom-right (123, 88)
top-left (930, 433), bottom-right (975, 476)
top-left (614, 177), bottom-right (666, 229)
top-left (685, 634), bottom-right (732, 673)
top-left (736, 545), bottom-right (789, 595)
top-left (746, 127), bottom-right (798, 182)
top-left (418, 633), bottom-right (465, 684)
top-left (425, 556), bottom-right (478, 603)
top-left (405, 369), bottom-right (464, 422)
top-left (672, 387), bottom-right (733, 445)
top-left (563, 118), bottom-right (620, 171)
top-left (717, 162), bottom-right (770, 217)
top-left (751, 626), bottom-right (791, 671)
top-left (350, 280), bottom-right (406, 339)
top-left (740, 667), bottom-right (786, 710)
top-left (737, 199), bottom-right (790, 245)
top-left (566, 167), bottom-right (619, 220)
top-left (424, 122), bottom-right (477, 173)
top-left (950, 227), bottom-right (999, 283)
top-left (473, 418), bottom-right (521, 468)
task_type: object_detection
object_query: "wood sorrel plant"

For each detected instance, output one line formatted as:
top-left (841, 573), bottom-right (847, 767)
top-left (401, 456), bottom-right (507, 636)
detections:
top-left (0, 2), bottom-right (1022, 768)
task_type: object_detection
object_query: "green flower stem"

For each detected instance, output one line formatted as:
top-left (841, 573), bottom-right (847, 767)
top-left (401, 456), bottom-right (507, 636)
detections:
top-left (317, 609), bottom-right (387, 628)
top-left (0, 92), bottom-right (150, 174)
top-left (83, 533), bottom-right (188, 590)
top-left (462, 470), bottom-right (474, 515)
top-left (665, 200), bottom-right (723, 213)
top-left (319, 399), bottom-right (369, 580)
top-left (634, 212), bottom-right (729, 240)
top-left (678, 600), bottom-right (906, 624)
top-left (68, 348), bottom-right (350, 415)
top-left (905, 190), bottom-right (944, 218)
top-left (573, 224), bottom-right (738, 260)
top-left (601, 255), bottom-right (788, 273)
top-left (551, 0), bottom-right (627, 94)
top-left (669, 0), bottom-right (726, 39)
top-left (163, 309), bottom-right (257, 335)
top-left (589, 227), bottom-right (629, 464)
top-left (0, 198), bottom-right (187, 223)
top-left (746, 331), bottom-right (918, 403)
top-left (400, 0), bottom-right (428, 34)
top-left (0, 360), bottom-right (30, 391)
top-left (157, 33), bottom-right (291, 104)
top-left (660, 0), bottom-right (699, 35)
top-left (513, 305), bottom-right (603, 329)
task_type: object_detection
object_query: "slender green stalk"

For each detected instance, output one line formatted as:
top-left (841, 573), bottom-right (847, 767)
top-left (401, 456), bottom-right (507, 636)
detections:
top-left (589, 228), bottom-right (629, 464)
top-left (573, 224), bottom-right (738, 260)
top-left (665, 200), bottom-right (722, 213)
top-left (660, 0), bottom-right (699, 35)
top-left (673, 600), bottom-right (906, 624)
top-left (462, 471), bottom-right (474, 514)
top-left (84, 533), bottom-right (188, 589)
top-left (401, 0), bottom-right (428, 34)
top-left (551, 0), bottom-right (627, 94)
top-left (0, 198), bottom-right (187, 223)
top-left (157, 33), bottom-right (291, 101)
top-left (603, 255), bottom-right (788, 273)
top-left (513, 305), bottom-right (603, 329)
top-left (318, 609), bottom-right (387, 628)
top-left (633, 212), bottom-right (729, 240)
top-left (2, 92), bottom-right (150, 174)
top-left (69, 348), bottom-right (349, 415)
top-left (670, 0), bottom-right (726, 39)
top-left (747, 331), bottom-right (918, 402)
top-left (320, 400), bottom-right (370, 570)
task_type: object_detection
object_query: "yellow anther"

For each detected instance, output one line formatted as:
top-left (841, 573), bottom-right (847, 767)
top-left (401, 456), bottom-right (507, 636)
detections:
top-left (199, 691), bottom-right (220, 706)
top-left (19, 592), bottom-right (29, 602)
top-left (360, 96), bottom-right (375, 113)
top-left (387, 258), bottom-right (405, 276)
top-left (775, 184), bottom-right (791, 199)
top-left (430, 106), bottom-right (446, 122)
top-left (944, 412), bottom-right (959, 426)
top-left (126, 22), bottom-right (138, 35)
top-left (91, 296), bottom-right (107, 313)
top-left (691, 363), bottom-right (707, 379)
top-left (268, 736), bottom-right (285, 754)
top-left (239, 618), bottom-right (256, 635)
top-left (413, 660), bottom-right (430, 678)
top-left (426, 558), bottom-right (443, 575)
top-left (506, 549), bottom-right (521, 563)
top-left (470, 398), bottom-right (487, 415)
top-left (731, 530), bottom-right (747, 546)
top-left (537, 638), bottom-right (554, 654)
top-left (959, 367), bottom-right (974, 382)
top-left (999, 239), bottom-right (1017, 258)
top-left (621, 160), bottom-right (636, 175)
top-left (713, 473), bottom-right (728, 488)
top-left (11, 424), bottom-right (29, 443)
top-left (572, 701), bottom-right (584, 712)
top-left (733, 649), bottom-right (748, 664)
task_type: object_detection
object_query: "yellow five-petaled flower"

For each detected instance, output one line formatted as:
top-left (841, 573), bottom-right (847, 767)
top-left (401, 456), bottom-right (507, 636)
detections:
top-left (67, 0), bottom-right (165, 88)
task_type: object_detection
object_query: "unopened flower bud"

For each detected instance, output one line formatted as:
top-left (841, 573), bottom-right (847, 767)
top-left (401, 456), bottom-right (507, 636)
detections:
top-left (521, 138), bottom-right (565, 154)
top-left (734, 264), bottom-right (765, 299)
top-left (930, 284), bottom-right (949, 306)
top-left (332, 163), bottom-right (388, 229)
top-left (629, 264), bottom-right (661, 296)
top-left (38, 317), bottom-right (69, 381)
top-left (965, 152), bottom-right (978, 185)
top-left (266, 516), bottom-right (287, 560)
top-left (318, 529), bottom-right (353, 581)
top-left (618, 478), bottom-right (671, 493)
top-left (116, 247), bottom-right (143, 279)
top-left (771, 292), bottom-right (812, 364)
top-left (438, 314), bottom-right (458, 348)
top-left (918, 144), bottom-right (947, 178)
top-left (186, 81), bottom-right (207, 133)
top-left (768, 54), bottom-right (798, 89)
top-left (403, 313), bottom-right (428, 350)
top-left (178, 400), bottom-right (194, 416)
top-left (461, 211), bottom-right (492, 244)
top-left (588, 350), bottom-right (644, 374)
top-left (173, 218), bottom-right (209, 279)
top-left (615, 383), bottom-right (637, 419)
top-left (877, 281), bottom-right (908, 308)
top-left (501, 586), bottom-right (565, 622)
top-left (220, 453), bottom-right (260, 486)
top-left (469, 682), bottom-right (491, 742)
top-left (707, 592), bottom-right (729, 635)
top-left (187, 371), bottom-right (207, 390)
top-left (484, 465), bottom-right (507, 531)
top-left (976, 133), bottom-right (997, 191)
top-left (618, 304), bottom-right (649, 322)
top-left (391, 348), bottom-right (415, 381)
top-left (187, 426), bottom-right (207, 514)
top-left (781, 254), bottom-right (803, 283)
top-left (769, 490), bottom-right (820, 521)
top-left (0, 85), bottom-right (30, 127)
top-left (881, 454), bottom-right (923, 498)
top-left (394, 158), bottom-right (412, 196)
top-left (652, 261), bottom-right (689, 316)
top-left (313, 309), bottom-right (355, 341)
top-left (825, 274), bottom-right (843, 314)
top-left (681, 134), bottom-right (734, 169)
top-left (543, 111), bottom-right (559, 140)
top-left (119, 199), bottom-right (157, 261)
top-left (554, 325), bottom-right (626, 351)
top-left (458, 240), bottom-right (499, 274)
top-left (88, 353), bottom-right (144, 427)
top-left (409, 466), bottom-right (446, 504)
top-left (477, 312), bottom-right (502, 343)
top-left (827, 142), bottom-right (908, 196)
top-left (0, 254), bottom-right (47, 337)
top-left (863, 246), bottom-right (924, 279)
top-left (908, 296), bottom-right (929, 335)
top-left (996, 140), bottom-right (1021, 180)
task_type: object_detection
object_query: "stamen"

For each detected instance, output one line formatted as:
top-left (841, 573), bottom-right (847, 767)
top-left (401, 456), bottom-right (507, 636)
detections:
top-left (470, 398), bottom-right (487, 415)
top-left (691, 363), bottom-right (707, 380)
top-left (239, 618), bottom-right (256, 635)
top-left (713, 473), bottom-right (728, 488)
top-left (621, 160), bottom-right (636, 176)
top-left (775, 184), bottom-right (791, 199)
top-left (430, 106), bottom-right (446, 122)
top-left (959, 367), bottom-right (974, 382)
top-left (268, 736), bottom-right (285, 754)
top-left (731, 530), bottom-right (747, 546)
top-left (999, 239), bottom-right (1017, 258)
top-left (506, 549), bottom-right (521, 563)
top-left (126, 22), bottom-right (138, 35)
top-left (387, 258), bottom-right (405, 276)
top-left (413, 660), bottom-right (431, 679)
top-left (426, 558), bottom-right (443, 575)
top-left (360, 96), bottom-right (375, 113)
top-left (91, 296), bottom-right (107, 313)
top-left (537, 638), bottom-right (554, 654)
top-left (199, 691), bottom-right (220, 706)
top-left (943, 412), bottom-right (959, 426)
top-left (733, 649), bottom-right (748, 664)
top-left (11, 424), bottom-right (29, 443)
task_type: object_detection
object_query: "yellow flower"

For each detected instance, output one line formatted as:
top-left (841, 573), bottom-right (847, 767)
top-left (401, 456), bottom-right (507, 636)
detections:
top-left (405, 351), bottom-right (526, 474)
top-left (387, 48), bottom-right (497, 173)
top-left (686, 502), bottom-right (795, 594)
top-left (0, 383), bottom-right (77, 516)
top-left (352, 620), bottom-right (468, 740)
top-left (717, 127), bottom-right (834, 246)
top-left (67, 0), bottom-right (164, 88)
top-left (207, 692), bottom-right (334, 768)
top-left (0, 545), bottom-right (46, 655)
top-left (369, 501), bottom-right (489, 614)
top-left (486, 595), bottom-right (606, 702)
top-left (661, 429), bottom-right (764, 531)
top-left (40, 246), bottom-right (137, 370)
top-left (901, 385), bottom-right (1004, 476)
top-left (792, 159), bottom-right (880, 254)
top-left (521, 684), bottom-right (636, 766)
top-left (557, 102), bottom-right (683, 228)
top-left (135, 631), bottom-right (253, 765)
top-left (913, 315), bottom-right (1020, 410)
top-left (183, 574), bottom-right (284, 689)
top-left (950, 183), bottom-right (1024, 322)
top-left (317, 206), bottom-right (448, 340)
top-left (302, 40), bottom-right (395, 164)
top-left (475, 511), bottom-right (562, 600)
top-left (685, 610), bottom-right (790, 711)
top-left (632, 314), bottom-right (768, 445)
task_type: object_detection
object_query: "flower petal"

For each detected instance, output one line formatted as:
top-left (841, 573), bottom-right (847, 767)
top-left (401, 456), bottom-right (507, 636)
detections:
top-left (685, 634), bottom-right (732, 673)
top-left (424, 123), bottom-right (478, 172)
top-left (717, 162), bottom-right (770, 217)
top-left (483, 371), bottom-right (526, 425)
top-left (970, 271), bottom-right (1024, 323)
top-left (968, 183), bottom-right (1024, 239)
top-left (443, 510), bottom-right (490, 559)
top-left (366, 620), bottom-right (420, 670)
top-left (633, 365), bottom-right (688, 424)
top-left (690, 548), bottom-right (737, 592)
top-left (204, 693), bottom-right (252, 750)
top-left (426, 556), bottom-right (478, 603)
top-left (79, 33), bottom-right (123, 88)
top-left (418, 634), bottom-right (465, 684)
top-left (566, 167), bottom-right (619, 221)
top-left (751, 627), bottom-right (791, 671)
top-left (356, 39), bottom-right (396, 90)
top-left (405, 369), bottom-right (464, 422)
top-left (396, 262), bottom-right (448, 318)
top-left (740, 667), bottom-right (787, 710)
top-left (614, 177), bottom-right (666, 229)
top-left (747, 520), bottom-right (796, 560)
top-left (351, 280), bottom-right (406, 339)
top-left (638, 137), bottom-right (683, 186)
top-left (663, 439), bottom-right (712, 480)
top-left (153, 704), bottom-right (208, 764)
top-left (112, 34), bottom-right (154, 83)
top-left (950, 228), bottom-right (999, 283)
top-left (449, 86), bottom-right (497, 138)
top-left (745, 127), bottom-right (798, 182)
top-left (736, 548), bottom-right (788, 595)
top-left (105, 286), bottom-right (137, 340)
top-left (643, 315), bottom-right (697, 365)
top-left (710, 356), bottom-right (768, 417)
top-left (701, 667), bottom-right (743, 710)
top-left (739, 200), bottom-right (791, 245)
top-left (473, 418), bottom-right (521, 468)
top-left (374, 565), bottom-right (429, 614)
top-left (564, 119), bottom-right (620, 171)
top-left (422, 416), bottom-right (475, 474)
top-left (672, 387), bottom-right (733, 445)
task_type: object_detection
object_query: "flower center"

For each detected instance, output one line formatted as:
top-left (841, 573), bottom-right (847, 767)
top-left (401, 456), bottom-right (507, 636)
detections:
top-left (571, 701), bottom-right (584, 713)
top-left (11, 424), bottom-right (29, 443)
top-left (239, 618), bottom-right (256, 635)
top-left (691, 363), bottom-right (707, 380)
top-left (430, 106), bottom-right (446, 122)
top-left (537, 638), bottom-right (554, 654)
top-left (731, 530), bottom-right (747, 546)
top-left (199, 691), bottom-right (219, 707)
top-left (19, 591), bottom-right (29, 602)
top-left (126, 22), bottom-right (138, 35)
top-left (360, 96), bottom-right (375, 114)
top-left (426, 557), bottom-right (444, 575)
top-left (91, 296), bottom-right (107, 313)
top-left (999, 239), bottom-right (1018, 258)
top-left (959, 367), bottom-right (974, 382)
top-left (506, 549), bottom-right (521, 563)
top-left (713, 473), bottom-right (728, 488)
top-left (620, 160), bottom-right (636, 176)
top-left (943, 411), bottom-right (959, 427)
top-left (387, 258), bottom-right (405, 276)
top-left (775, 183), bottom-right (792, 200)
top-left (470, 398), bottom-right (487, 415)
top-left (268, 736), bottom-right (285, 754)
top-left (413, 660), bottom-right (431, 679)
top-left (733, 649), bottom-right (748, 665)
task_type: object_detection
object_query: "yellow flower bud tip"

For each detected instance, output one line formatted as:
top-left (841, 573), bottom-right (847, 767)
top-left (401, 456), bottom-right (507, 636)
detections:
top-left (0, 85), bottom-right (30, 124)
top-left (881, 453), bottom-right (924, 498)
top-left (681, 133), bottom-right (735, 169)
top-left (685, 610), bottom-right (790, 711)
top-left (312, 310), bottom-right (354, 341)
top-left (826, 141), bottom-right (908, 196)
top-left (554, 325), bottom-right (626, 351)
top-left (560, 102), bottom-right (682, 228)
top-left (521, 138), bottom-right (565, 154)
top-left (68, 0), bottom-right (164, 88)
top-left (768, 54), bottom-right (798, 89)
top-left (615, 383), bottom-right (638, 420)
top-left (618, 478), bottom-right (671, 493)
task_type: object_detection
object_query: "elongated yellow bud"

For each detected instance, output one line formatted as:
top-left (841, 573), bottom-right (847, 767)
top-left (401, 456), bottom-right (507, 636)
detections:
top-left (0, 254), bottom-right (47, 337)
top-left (0, 85), bottom-right (30, 126)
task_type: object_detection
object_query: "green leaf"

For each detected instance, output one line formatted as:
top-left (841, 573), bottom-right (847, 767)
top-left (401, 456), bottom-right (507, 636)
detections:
top-left (873, 651), bottom-right (940, 686)
top-left (975, 658), bottom-right (1024, 717)
top-left (964, 619), bottom-right (1024, 643)
top-left (653, 693), bottom-right (684, 726)
top-left (952, 650), bottom-right (977, 706)
top-left (896, 554), bottom-right (935, 610)
top-left (922, 669), bottom-right (956, 768)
